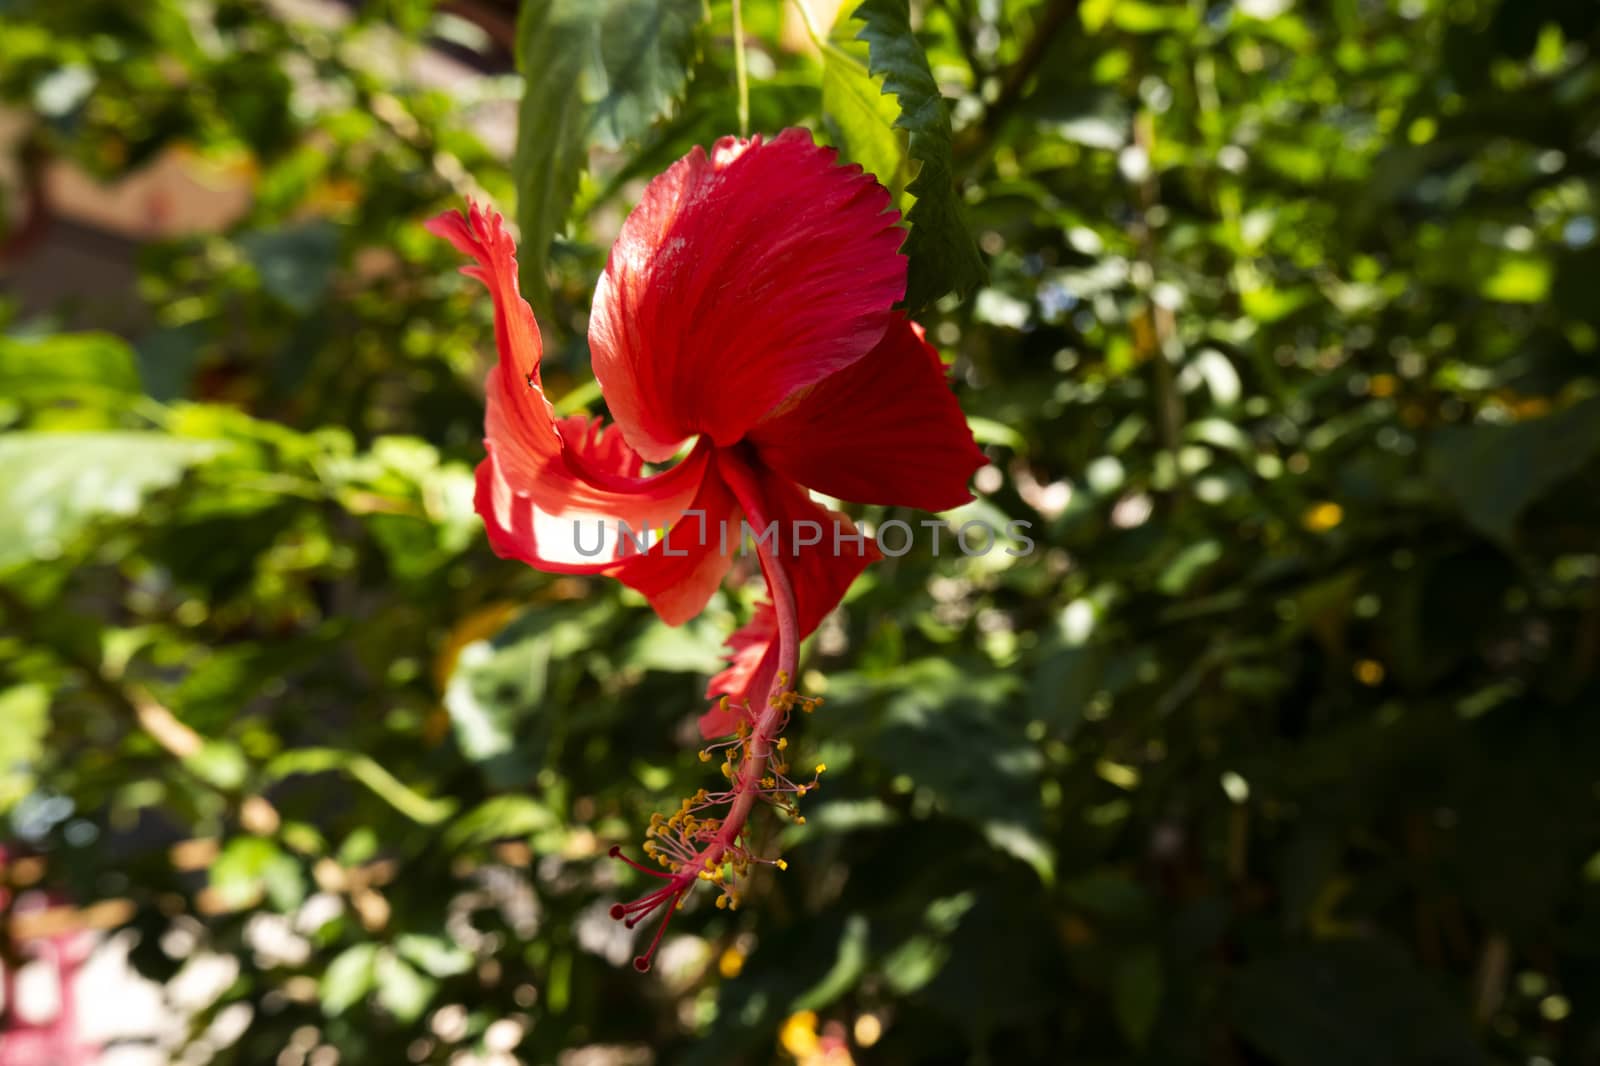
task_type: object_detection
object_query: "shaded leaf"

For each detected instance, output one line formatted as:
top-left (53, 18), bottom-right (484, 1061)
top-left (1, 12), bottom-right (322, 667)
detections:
top-left (1113, 945), bottom-right (1163, 1048)
top-left (238, 221), bottom-right (340, 314)
top-left (1425, 396), bottom-right (1600, 543)
top-left (1228, 940), bottom-right (1487, 1066)
top-left (513, 0), bottom-right (704, 311)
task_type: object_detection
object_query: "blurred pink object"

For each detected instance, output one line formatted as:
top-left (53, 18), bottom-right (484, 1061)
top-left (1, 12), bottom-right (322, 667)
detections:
top-left (0, 850), bottom-right (96, 1066)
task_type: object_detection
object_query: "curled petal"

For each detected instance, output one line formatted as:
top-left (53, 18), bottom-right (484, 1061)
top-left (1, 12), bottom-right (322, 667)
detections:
top-left (590, 128), bottom-right (907, 463)
top-left (700, 604), bottom-right (778, 737)
top-left (749, 314), bottom-right (986, 512)
top-left (433, 203), bottom-right (709, 581)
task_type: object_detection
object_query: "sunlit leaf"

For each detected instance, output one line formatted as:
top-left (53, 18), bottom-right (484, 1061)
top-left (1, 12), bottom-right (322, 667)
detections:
top-left (0, 432), bottom-right (227, 572)
top-left (835, 0), bottom-right (986, 311)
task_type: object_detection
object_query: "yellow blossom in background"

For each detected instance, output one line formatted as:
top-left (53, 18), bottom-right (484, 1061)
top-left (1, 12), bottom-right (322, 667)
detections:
top-left (1303, 502), bottom-right (1344, 532)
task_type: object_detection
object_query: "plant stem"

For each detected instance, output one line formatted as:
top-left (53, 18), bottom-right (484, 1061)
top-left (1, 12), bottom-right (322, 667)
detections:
top-left (732, 0), bottom-right (750, 137)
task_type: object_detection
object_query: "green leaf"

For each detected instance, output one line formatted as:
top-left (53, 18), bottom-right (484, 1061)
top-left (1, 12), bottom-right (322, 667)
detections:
top-left (375, 950), bottom-right (436, 1023)
top-left (0, 331), bottom-right (141, 400)
top-left (210, 836), bottom-right (304, 912)
top-left (624, 614), bottom-right (728, 673)
top-left (0, 432), bottom-right (227, 573)
top-left (395, 934), bottom-right (474, 978)
top-left (1479, 255), bottom-right (1550, 303)
top-left (134, 323), bottom-right (209, 402)
top-left (443, 795), bottom-right (561, 850)
top-left (0, 684), bottom-right (50, 814)
top-left (791, 914), bottom-right (870, 1012)
top-left (321, 943), bottom-right (379, 1017)
top-left (441, 600), bottom-right (614, 787)
top-left (1425, 396), bottom-right (1600, 543)
top-left (832, 0), bottom-right (986, 311)
top-left (238, 221), bottom-right (340, 314)
top-left (513, 0), bottom-right (704, 311)
top-left (265, 748), bottom-right (456, 824)
top-left (1112, 945), bottom-right (1163, 1048)
top-left (819, 13), bottom-right (912, 203)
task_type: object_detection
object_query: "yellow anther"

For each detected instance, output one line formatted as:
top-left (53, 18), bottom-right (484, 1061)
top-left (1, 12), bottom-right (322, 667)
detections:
top-left (699, 749), bottom-right (712, 762)
top-left (776, 859), bottom-right (788, 871)
top-left (796, 785), bottom-right (808, 797)
top-left (715, 894), bottom-right (729, 910)
top-left (795, 815), bottom-right (807, 825)
top-left (815, 764), bottom-right (827, 775)
top-left (776, 737), bottom-right (788, 751)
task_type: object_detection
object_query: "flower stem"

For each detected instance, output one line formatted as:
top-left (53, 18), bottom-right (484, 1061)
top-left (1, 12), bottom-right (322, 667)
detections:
top-left (732, 0), bottom-right (750, 138)
top-left (696, 447), bottom-right (801, 850)
top-left (612, 448), bottom-right (806, 970)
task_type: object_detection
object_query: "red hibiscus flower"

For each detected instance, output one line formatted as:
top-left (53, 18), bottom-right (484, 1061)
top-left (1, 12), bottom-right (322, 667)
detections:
top-left (430, 128), bottom-right (983, 971)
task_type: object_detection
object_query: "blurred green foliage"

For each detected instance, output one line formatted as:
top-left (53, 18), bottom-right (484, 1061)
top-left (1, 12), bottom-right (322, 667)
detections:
top-left (2, 0), bottom-right (1600, 1063)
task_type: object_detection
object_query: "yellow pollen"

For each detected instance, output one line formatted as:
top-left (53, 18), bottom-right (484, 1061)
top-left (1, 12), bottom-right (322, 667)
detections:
top-left (815, 763), bottom-right (827, 774)
top-left (776, 859), bottom-right (788, 871)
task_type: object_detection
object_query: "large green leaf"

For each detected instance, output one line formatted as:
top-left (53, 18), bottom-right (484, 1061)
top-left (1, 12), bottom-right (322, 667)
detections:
top-left (0, 331), bottom-right (141, 400)
top-left (441, 600), bottom-right (616, 788)
top-left (513, 0), bottom-right (704, 311)
top-left (238, 220), bottom-right (340, 314)
top-left (0, 432), bottom-right (227, 572)
top-left (832, 0), bottom-right (986, 311)
top-left (1425, 396), bottom-right (1600, 543)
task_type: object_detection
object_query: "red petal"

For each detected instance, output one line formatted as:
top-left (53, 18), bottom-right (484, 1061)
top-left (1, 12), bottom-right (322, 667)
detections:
top-left (589, 129), bottom-right (907, 463)
top-left (700, 604), bottom-right (778, 737)
top-left (699, 469), bottom-right (879, 738)
top-left (607, 468), bottom-right (741, 626)
top-left (433, 203), bottom-right (709, 578)
top-left (748, 314), bottom-right (986, 512)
